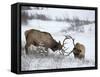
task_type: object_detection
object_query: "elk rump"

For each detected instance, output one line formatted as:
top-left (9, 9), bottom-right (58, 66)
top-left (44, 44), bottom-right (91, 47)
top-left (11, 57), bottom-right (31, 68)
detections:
top-left (25, 29), bottom-right (62, 54)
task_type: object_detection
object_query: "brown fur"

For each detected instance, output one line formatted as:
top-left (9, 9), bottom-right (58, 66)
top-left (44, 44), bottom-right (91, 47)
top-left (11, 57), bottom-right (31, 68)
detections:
top-left (25, 29), bottom-right (62, 54)
top-left (73, 43), bottom-right (85, 59)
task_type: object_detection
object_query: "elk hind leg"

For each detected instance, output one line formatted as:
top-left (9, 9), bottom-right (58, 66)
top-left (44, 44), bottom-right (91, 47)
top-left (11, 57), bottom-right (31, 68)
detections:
top-left (25, 43), bottom-right (31, 54)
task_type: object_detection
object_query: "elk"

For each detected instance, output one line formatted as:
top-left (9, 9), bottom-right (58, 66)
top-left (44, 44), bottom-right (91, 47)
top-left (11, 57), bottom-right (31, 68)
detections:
top-left (65, 35), bottom-right (85, 59)
top-left (24, 29), bottom-right (68, 55)
top-left (72, 43), bottom-right (85, 59)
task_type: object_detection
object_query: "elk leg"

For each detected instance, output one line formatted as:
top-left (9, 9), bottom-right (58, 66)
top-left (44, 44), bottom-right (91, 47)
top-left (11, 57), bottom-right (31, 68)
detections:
top-left (25, 42), bottom-right (31, 54)
top-left (45, 47), bottom-right (48, 56)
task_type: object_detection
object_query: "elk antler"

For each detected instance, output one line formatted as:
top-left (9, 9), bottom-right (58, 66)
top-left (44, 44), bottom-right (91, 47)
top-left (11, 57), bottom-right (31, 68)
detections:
top-left (66, 35), bottom-right (75, 47)
top-left (61, 36), bottom-right (69, 48)
top-left (64, 35), bottom-right (75, 56)
top-left (61, 35), bottom-right (75, 56)
top-left (60, 35), bottom-right (71, 55)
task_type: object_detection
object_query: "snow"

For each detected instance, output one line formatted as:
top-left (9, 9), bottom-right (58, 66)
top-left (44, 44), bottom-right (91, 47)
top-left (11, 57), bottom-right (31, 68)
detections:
top-left (21, 7), bottom-right (95, 71)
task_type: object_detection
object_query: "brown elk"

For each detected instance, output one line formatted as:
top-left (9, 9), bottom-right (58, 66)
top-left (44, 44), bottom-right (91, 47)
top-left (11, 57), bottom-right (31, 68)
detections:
top-left (73, 43), bottom-right (85, 59)
top-left (66, 36), bottom-right (85, 59)
top-left (25, 29), bottom-right (68, 54)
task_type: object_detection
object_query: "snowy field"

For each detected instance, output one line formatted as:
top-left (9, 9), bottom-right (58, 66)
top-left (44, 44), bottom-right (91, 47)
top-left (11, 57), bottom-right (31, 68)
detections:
top-left (21, 7), bottom-right (95, 71)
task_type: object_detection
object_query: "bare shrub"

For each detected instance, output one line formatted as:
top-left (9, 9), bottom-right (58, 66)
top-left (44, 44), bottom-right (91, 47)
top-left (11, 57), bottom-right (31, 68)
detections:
top-left (21, 11), bottom-right (29, 25)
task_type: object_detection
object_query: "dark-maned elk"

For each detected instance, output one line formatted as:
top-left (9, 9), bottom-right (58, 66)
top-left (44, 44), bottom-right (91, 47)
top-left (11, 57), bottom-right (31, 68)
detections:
top-left (73, 43), bottom-right (85, 59)
top-left (65, 36), bottom-right (85, 59)
top-left (25, 29), bottom-right (68, 55)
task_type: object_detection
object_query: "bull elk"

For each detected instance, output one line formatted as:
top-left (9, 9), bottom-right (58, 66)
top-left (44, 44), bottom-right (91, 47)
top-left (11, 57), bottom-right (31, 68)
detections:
top-left (25, 29), bottom-right (68, 55)
top-left (73, 43), bottom-right (85, 59)
top-left (65, 35), bottom-right (85, 59)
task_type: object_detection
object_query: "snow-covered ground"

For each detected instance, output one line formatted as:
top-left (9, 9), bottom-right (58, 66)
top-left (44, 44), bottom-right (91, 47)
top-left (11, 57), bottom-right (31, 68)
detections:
top-left (21, 21), bottom-right (95, 71)
top-left (21, 7), bottom-right (95, 71)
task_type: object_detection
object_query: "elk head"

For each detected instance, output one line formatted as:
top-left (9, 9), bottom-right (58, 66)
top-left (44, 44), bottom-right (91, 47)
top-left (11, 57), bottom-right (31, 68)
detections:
top-left (52, 36), bottom-right (68, 52)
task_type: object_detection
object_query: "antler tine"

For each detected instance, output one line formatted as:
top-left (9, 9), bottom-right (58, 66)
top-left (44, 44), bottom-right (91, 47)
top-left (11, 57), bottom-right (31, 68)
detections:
top-left (60, 48), bottom-right (69, 55)
top-left (65, 35), bottom-right (75, 46)
top-left (69, 36), bottom-right (75, 46)
top-left (62, 36), bottom-right (69, 48)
